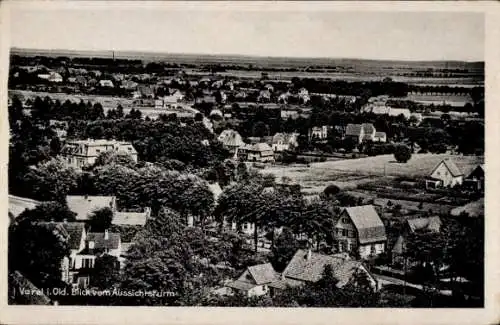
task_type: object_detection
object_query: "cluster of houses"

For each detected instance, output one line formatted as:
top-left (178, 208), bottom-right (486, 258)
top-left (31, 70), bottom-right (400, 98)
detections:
top-left (217, 129), bottom-right (299, 163)
top-left (222, 204), bottom-right (400, 298)
top-left (9, 194), bottom-right (151, 290)
top-left (308, 122), bottom-right (387, 144)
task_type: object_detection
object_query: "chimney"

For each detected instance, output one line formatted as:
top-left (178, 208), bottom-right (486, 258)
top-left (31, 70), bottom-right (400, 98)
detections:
top-left (104, 229), bottom-right (109, 240)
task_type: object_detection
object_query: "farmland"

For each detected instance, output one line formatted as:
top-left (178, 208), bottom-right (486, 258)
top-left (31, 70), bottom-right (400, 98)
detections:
top-left (261, 154), bottom-right (484, 194)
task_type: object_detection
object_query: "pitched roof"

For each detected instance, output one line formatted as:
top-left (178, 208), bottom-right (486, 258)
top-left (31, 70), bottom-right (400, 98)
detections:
top-left (345, 124), bottom-right (363, 137)
top-left (8, 195), bottom-right (42, 219)
top-left (431, 159), bottom-right (464, 177)
top-left (407, 216), bottom-right (442, 233)
top-left (218, 129), bottom-right (245, 148)
top-left (282, 249), bottom-right (365, 287)
top-left (362, 123), bottom-right (375, 135)
top-left (81, 232), bottom-right (120, 254)
top-left (226, 280), bottom-right (257, 291)
top-left (343, 205), bottom-right (387, 244)
top-left (249, 143), bottom-right (273, 152)
top-left (113, 209), bottom-right (150, 226)
top-left (247, 263), bottom-right (280, 285)
top-left (66, 195), bottom-right (116, 221)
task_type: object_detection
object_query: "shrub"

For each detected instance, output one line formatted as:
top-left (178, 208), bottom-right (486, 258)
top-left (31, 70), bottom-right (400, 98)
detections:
top-left (394, 144), bottom-right (412, 163)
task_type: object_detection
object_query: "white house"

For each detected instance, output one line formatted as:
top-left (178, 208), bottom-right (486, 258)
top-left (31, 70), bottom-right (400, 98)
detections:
top-left (98, 80), bottom-right (114, 88)
top-left (60, 139), bottom-right (138, 169)
top-left (226, 263), bottom-right (280, 297)
top-left (271, 133), bottom-right (299, 152)
top-left (373, 132), bottom-right (387, 143)
top-left (333, 205), bottom-right (387, 259)
top-left (309, 126), bottom-right (330, 140)
top-left (426, 158), bottom-right (464, 188)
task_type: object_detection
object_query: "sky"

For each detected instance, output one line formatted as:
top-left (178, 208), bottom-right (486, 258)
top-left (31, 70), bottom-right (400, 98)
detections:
top-left (8, 4), bottom-right (485, 61)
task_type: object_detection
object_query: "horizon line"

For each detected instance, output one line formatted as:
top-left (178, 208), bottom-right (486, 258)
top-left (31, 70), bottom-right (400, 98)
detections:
top-left (10, 47), bottom-right (485, 64)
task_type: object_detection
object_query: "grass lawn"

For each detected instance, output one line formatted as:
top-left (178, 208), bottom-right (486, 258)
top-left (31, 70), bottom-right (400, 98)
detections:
top-left (262, 154), bottom-right (483, 194)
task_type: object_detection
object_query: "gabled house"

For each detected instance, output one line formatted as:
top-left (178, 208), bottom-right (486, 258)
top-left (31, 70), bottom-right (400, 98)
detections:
top-left (98, 80), bottom-right (114, 88)
top-left (271, 133), bottom-right (299, 152)
top-left (242, 143), bottom-right (275, 163)
top-left (74, 230), bottom-right (122, 288)
top-left (218, 129), bottom-right (245, 156)
top-left (391, 216), bottom-right (442, 264)
top-left (344, 124), bottom-right (364, 144)
top-left (48, 72), bottom-right (63, 83)
top-left (258, 90), bottom-right (272, 103)
top-left (226, 263), bottom-right (280, 297)
top-left (373, 132), bottom-right (387, 143)
top-left (309, 126), bottom-right (330, 140)
top-left (361, 123), bottom-right (376, 142)
top-left (463, 164), bottom-right (485, 191)
top-left (225, 249), bottom-right (379, 297)
top-left (425, 158), bottom-right (464, 189)
top-left (333, 205), bottom-right (387, 259)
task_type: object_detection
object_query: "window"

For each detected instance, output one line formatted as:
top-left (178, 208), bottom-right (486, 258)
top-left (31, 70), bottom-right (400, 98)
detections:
top-left (342, 229), bottom-right (348, 236)
top-left (342, 218), bottom-right (349, 224)
top-left (82, 258), bottom-right (93, 268)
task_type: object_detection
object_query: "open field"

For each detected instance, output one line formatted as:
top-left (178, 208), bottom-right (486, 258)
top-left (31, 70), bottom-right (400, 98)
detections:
top-left (261, 154), bottom-right (483, 194)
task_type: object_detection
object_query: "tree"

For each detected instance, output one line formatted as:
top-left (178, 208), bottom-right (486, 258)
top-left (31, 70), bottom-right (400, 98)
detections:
top-left (91, 254), bottom-right (121, 289)
top-left (24, 157), bottom-right (79, 202)
top-left (93, 150), bottom-right (136, 169)
top-left (323, 184), bottom-right (341, 198)
top-left (16, 202), bottom-right (77, 223)
top-left (9, 222), bottom-right (69, 292)
top-left (270, 228), bottom-right (301, 272)
top-left (88, 207), bottom-right (114, 232)
top-left (394, 144), bottom-right (412, 163)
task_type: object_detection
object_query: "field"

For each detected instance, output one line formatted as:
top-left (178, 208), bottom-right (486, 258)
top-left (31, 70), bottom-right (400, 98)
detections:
top-left (261, 154), bottom-right (483, 194)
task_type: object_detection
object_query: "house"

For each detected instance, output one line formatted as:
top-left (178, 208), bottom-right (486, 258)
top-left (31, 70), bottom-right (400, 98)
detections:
top-left (226, 249), bottom-right (379, 297)
top-left (121, 80), bottom-right (138, 90)
top-left (425, 158), bottom-right (464, 189)
top-left (195, 95), bottom-right (217, 105)
top-left (298, 88), bottom-right (310, 104)
top-left (243, 143), bottom-right (275, 163)
top-left (309, 126), bottom-right (330, 140)
top-left (8, 195), bottom-right (42, 220)
top-left (373, 132), bottom-right (387, 143)
top-left (344, 124), bottom-right (364, 144)
top-left (113, 208), bottom-right (151, 226)
top-left (209, 109), bottom-right (224, 118)
top-left (98, 79), bottom-right (114, 88)
top-left (271, 133), bottom-right (299, 152)
top-left (218, 129), bottom-right (245, 156)
top-left (391, 216), bottom-right (442, 264)
top-left (48, 72), bottom-right (63, 83)
top-left (258, 90), bottom-right (272, 102)
top-left (66, 195), bottom-right (117, 221)
top-left (361, 123), bottom-right (376, 142)
top-left (333, 205), bottom-right (387, 259)
top-left (74, 230), bottom-right (121, 288)
top-left (463, 164), bottom-right (485, 191)
top-left (36, 221), bottom-right (87, 285)
top-left (156, 90), bottom-right (184, 107)
top-left (226, 263), bottom-right (281, 297)
top-left (281, 109), bottom-right (300, 119)
top-left (388, 108), bottom-right (411, 119)
top-left (61, 139), bottom-right (138, 168)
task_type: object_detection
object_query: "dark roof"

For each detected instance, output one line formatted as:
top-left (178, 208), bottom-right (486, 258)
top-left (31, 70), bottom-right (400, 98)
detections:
top-left (85, 232), bottom-right (120, 250)
top-left (362, 123), bottom-right (375, 134)
top-left (343, 205), bottom-right (387, 244)
top-left (247, 263), bottom-right (280, 285)
top-left (345, 124), bottom-right (363, 136)
top-left (226, 280), bottom-right (257, 291)
top-left (282, 249), bottom-right (366, 287)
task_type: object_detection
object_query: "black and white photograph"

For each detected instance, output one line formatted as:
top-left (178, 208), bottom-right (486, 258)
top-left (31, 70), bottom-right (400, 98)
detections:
top-left (1, 1), bottom-right (496, 322)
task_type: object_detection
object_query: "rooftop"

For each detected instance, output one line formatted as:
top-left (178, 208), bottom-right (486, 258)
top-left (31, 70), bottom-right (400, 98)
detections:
top-left (66, 195), bottom-right (116, 221)
top-left (343, 205), bottom-right (387, 244)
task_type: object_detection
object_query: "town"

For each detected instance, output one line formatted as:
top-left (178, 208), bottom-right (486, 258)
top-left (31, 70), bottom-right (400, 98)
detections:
top-left (7, 46), bottom-right (484, 308)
